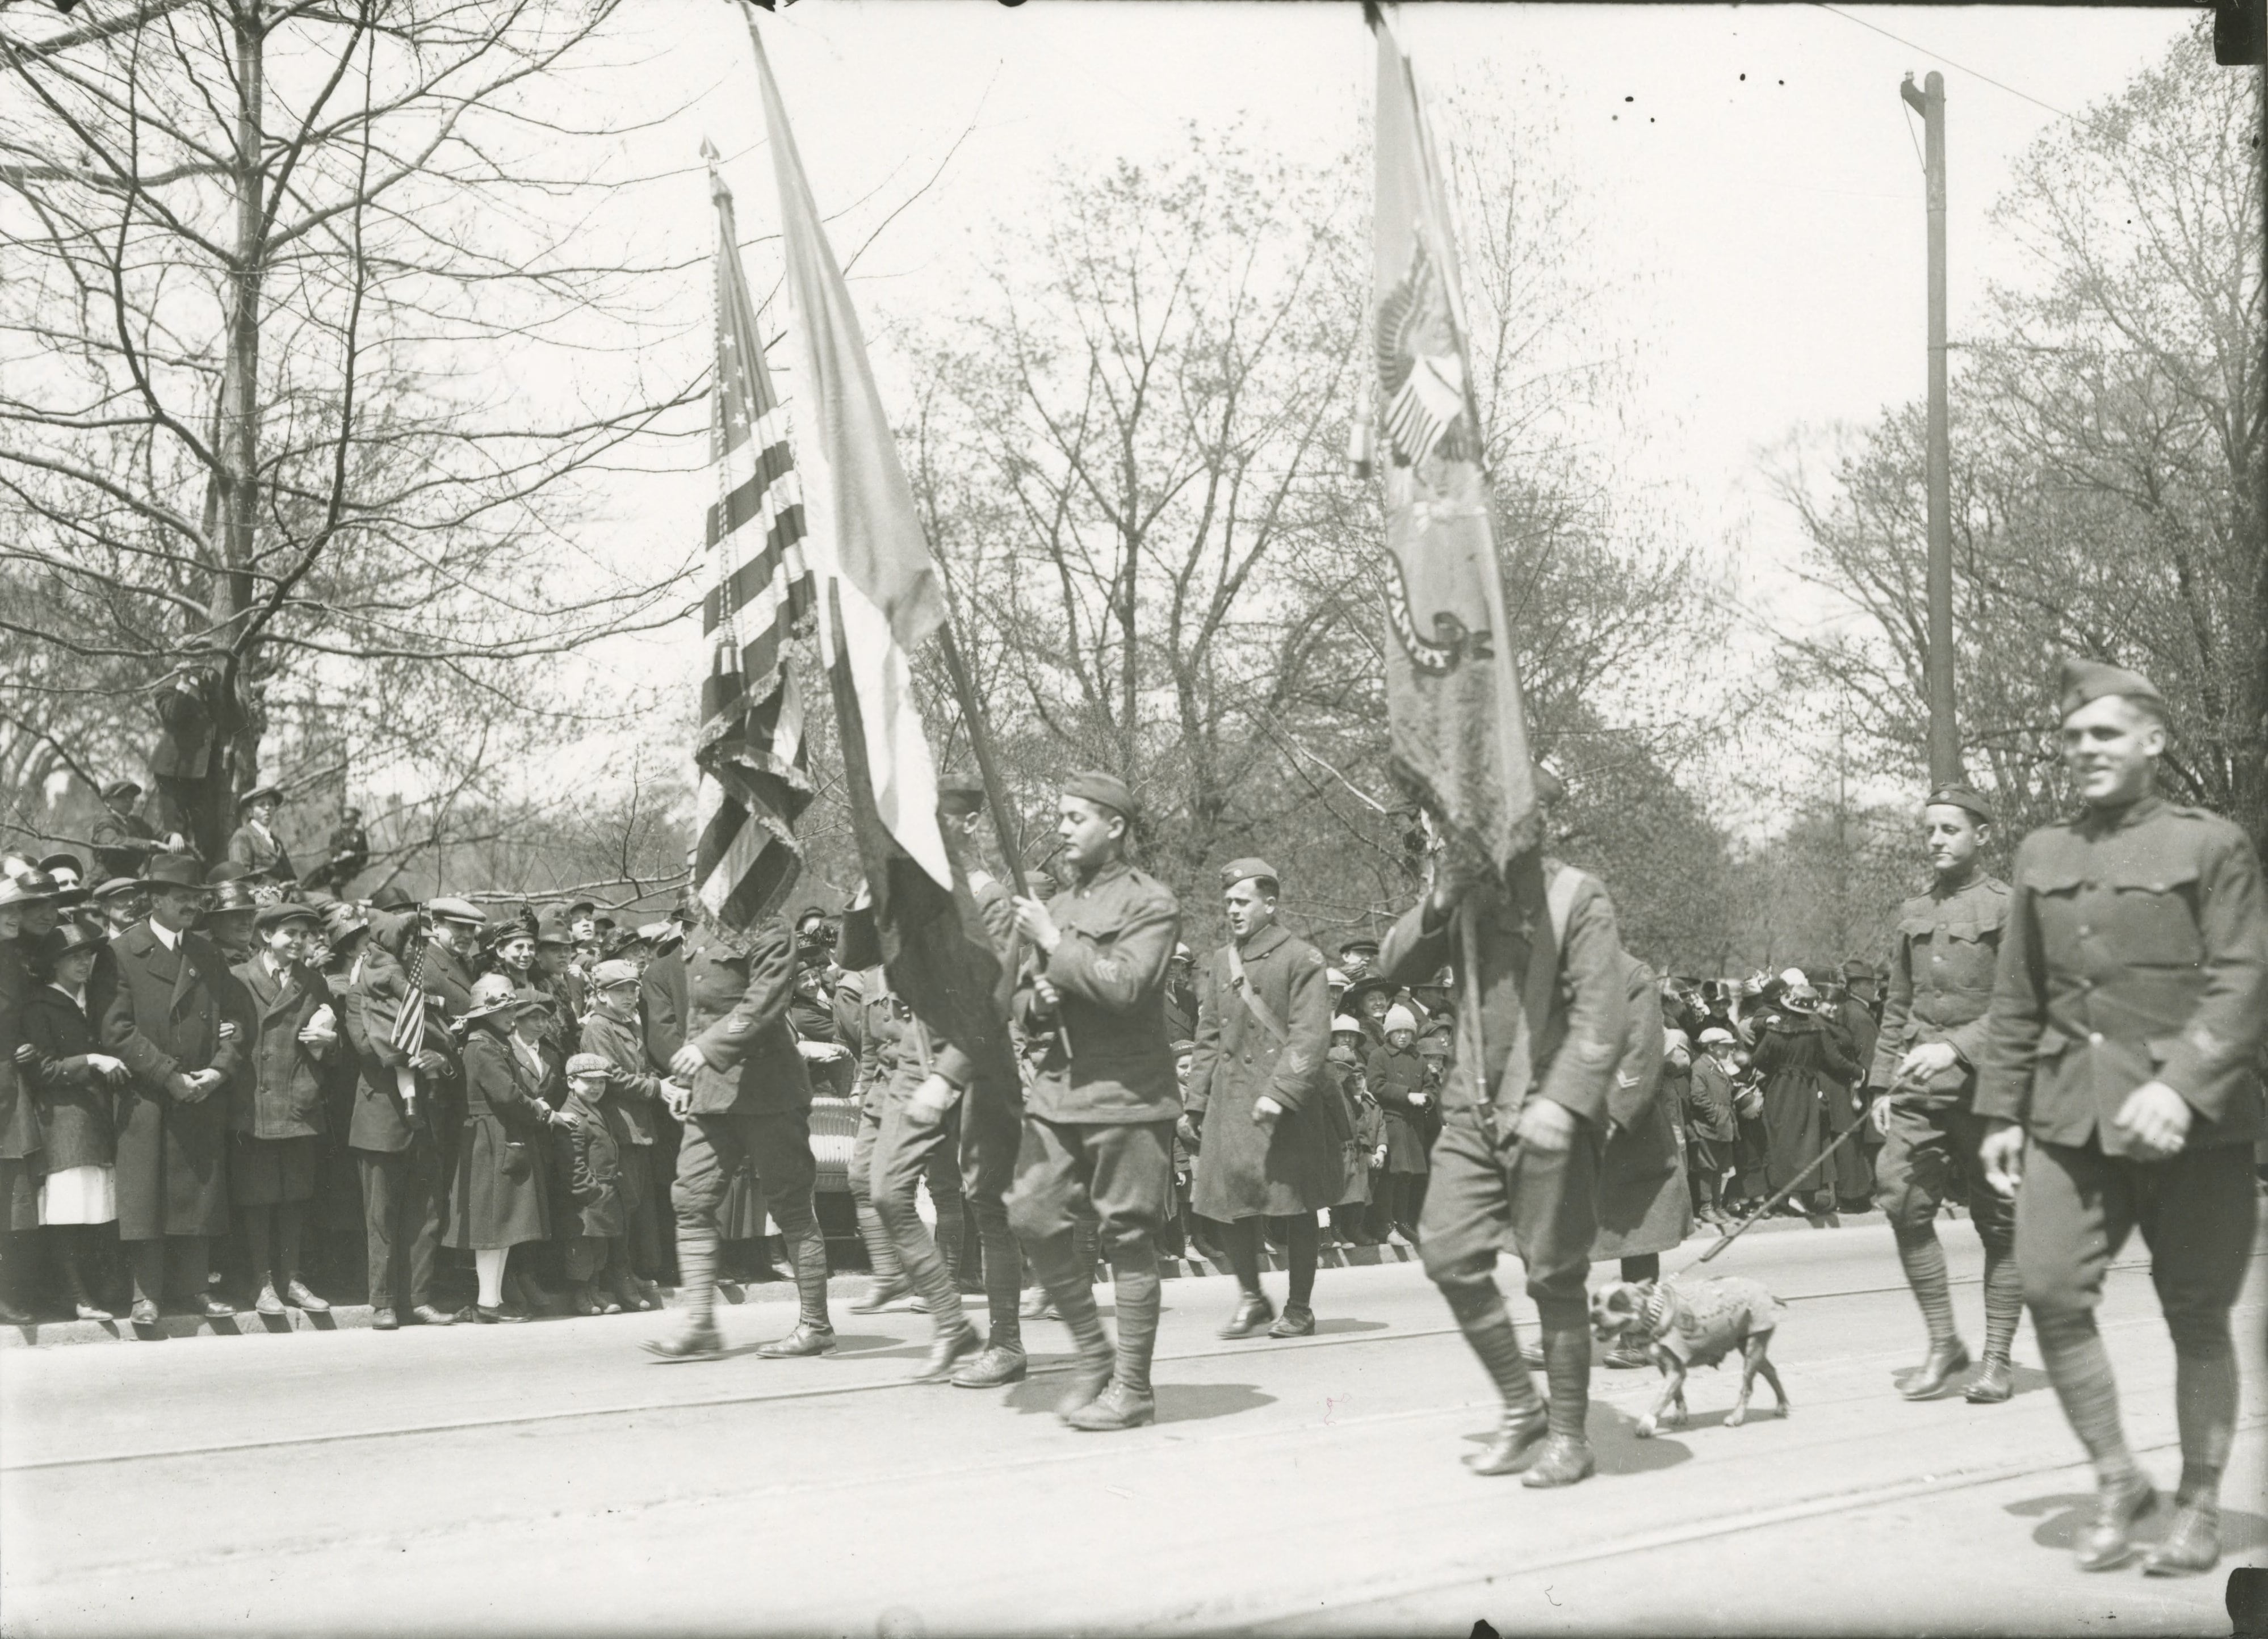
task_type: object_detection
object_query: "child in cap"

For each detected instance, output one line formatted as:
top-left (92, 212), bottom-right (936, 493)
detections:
top-left (577, 959), bottom-right (669, 1297)
top-left (557, 1054), bottom-right (642, 1314)
top-left (1364, 1003), bottom-right (1429, 1248)
top-left (1324, 1015), bottom-right (1380, 1247)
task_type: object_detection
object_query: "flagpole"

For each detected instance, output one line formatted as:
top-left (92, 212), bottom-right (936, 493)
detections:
top-left (934, 621), bottom-right (1030, 901)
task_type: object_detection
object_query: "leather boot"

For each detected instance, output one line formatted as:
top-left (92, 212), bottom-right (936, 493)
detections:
top-left (2074, 1470), bottom-right (2158, 1571)
top-left (1520, 1432), bottom-right (1596, 1489)
top-left (1063, 1380), bottom-right (1156, 1432)
top-left (1963, 1352), bottom-right (2014, 1404)
top-left (2141, 1499), bottom-right (2219, 1577)
top-left (283, 1278), bottom-right (329, 1313)
top-left (756, 1320), bottom-right (837, 1358)
top-left (1218, 1290), bottom-right (1274, 1339)
top-left (643, 1319), bottom-right (724, 1362)
top-left (1108, 1254), bottom-right (1161, 1399)
top-left (950, 1343), bottom-right (1029, 1389)
top-left (1268, 1304), bottom-right (1316, 1339)
top-left (1900, 1337), bottom-right (1971, 1399)
top-left (909, 1323), bottom-right (982, 1384)
top-left (1458, 1313), bottom-right (1549, 1475)
top-left (850, 1277), bottom-right (917, 1314)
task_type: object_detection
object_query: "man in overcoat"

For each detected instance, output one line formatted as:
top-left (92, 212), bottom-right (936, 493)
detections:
top-left (1379, 833), bottom-right (1629, 1490)
top-left (647, 912), bottom-right (832, 1362)
top-left (343, 909), bottom-right (456, 1328)
top-left (101, 853), bottom-right (246, 1321)
top-left (1007, 772), bottom-right (1182, 1432)
top-left (1868, 783), bottom-right (2018, 1403)
top-left (1978, 659), bottom-right (2267, 1577)
top-left (230, 901), bottom-right (336, 1314)
top-left (1183, 858), bottom-right (1344, 1340)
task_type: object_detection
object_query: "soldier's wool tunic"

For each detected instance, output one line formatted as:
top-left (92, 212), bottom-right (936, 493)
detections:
top-left (1977, 795), bottom-right (2266, 1318)
top-left (1868, 870), bottom-right (2014, 1243)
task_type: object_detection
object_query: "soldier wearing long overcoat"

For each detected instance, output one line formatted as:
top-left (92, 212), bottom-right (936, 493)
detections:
top-left (1184, 858), bottom-right (1347, 1339)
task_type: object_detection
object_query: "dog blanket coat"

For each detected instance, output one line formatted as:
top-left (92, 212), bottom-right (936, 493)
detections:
top-left (1651, 1276), bottom-right (1786, 1368)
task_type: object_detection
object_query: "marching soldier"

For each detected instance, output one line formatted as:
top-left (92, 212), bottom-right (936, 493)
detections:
top-left (1978, 659), bottom-right (2267, 1576)
top-left (1183, 858), bottom-right (1345, 1339)
top-left (647, 911), bottom-right (835, 1362)
top-left (861, 776), bottom-right (1023, 1384)
top-left (1867, 784), bottom-right (2019, 1403)
top-left (1378, 810), bottom-right (1629, 1489)
top-left (1007, 772), bottom-right (1182, 1432)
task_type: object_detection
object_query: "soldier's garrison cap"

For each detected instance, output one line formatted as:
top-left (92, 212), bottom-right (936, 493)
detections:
top-left (2057, 656), bottom-right (2166, 722)
top-left (1923, 784), bottom-right (1993, 823)
top-left (1062, 770), bottom-right (1136, 819)
top-left (1219, 858), bottom-right (1279, 892)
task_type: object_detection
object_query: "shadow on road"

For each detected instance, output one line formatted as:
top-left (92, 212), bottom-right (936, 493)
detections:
top-left (1449, 1405), bottom-right (1694, 1474)
top-left (1891, 1363), bottom-right (2053, 1401)
top-left (996, 1376), bottom-right (1278, 1424)
top-left (2010, 1491), bottom-right (2268, 1558)
top-left (1311, 1318), bottom-right (1390, 1336)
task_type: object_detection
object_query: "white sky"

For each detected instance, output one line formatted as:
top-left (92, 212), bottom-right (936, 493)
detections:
top-left (521, 0), bottom-right (2198, 819)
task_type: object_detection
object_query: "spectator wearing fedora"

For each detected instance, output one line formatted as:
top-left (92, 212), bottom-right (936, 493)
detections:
top-left (17, 921), bottom-right (131, 1319)
top-left (90, 876), bottom-right (150, 939)
top-left (419, 897), bottom-right (487, 1183)
top-left (226, 784), bottom-right (295, 886)
top-left (446, 974), bottom-right (569, 1322)
top-left (90, 779), bottom-right (165, 884)
top-left (229, 901), bottom-right (336, 1316)
top-left (100, 853), bottom-right (245, 1323)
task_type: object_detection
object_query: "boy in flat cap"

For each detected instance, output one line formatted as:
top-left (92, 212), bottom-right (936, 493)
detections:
top-left (1978, 657), bottom-right (2267, 1575)
top-left (1183, 859), bottom-right (1344, 1339)
top-left (1006, 772), bottom-right (1182, 1431)
top-left (1863, 782), bottom-right (2019, 1403)
top-left (90, 779), bottom-right (164, 885)
top-left (229, 900), bottom-right (336, 1315)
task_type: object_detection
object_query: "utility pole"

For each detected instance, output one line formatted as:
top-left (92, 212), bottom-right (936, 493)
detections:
top-left (1901, 69), bottom-right (1959, 787)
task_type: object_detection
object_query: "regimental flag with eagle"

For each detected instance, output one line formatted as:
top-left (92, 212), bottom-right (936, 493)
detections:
top-left (691, 139), bottom-right (815, 931)
top-left (744, 14), bottom-right (1016, 1092)
top-left (1364, 5), bottom-right (1541, 877)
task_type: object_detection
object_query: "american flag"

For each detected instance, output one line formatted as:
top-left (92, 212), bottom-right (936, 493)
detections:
top-left (692, 140), bottom-right (814, 930)
top-left (389, 940), bottom-right (428, 1062)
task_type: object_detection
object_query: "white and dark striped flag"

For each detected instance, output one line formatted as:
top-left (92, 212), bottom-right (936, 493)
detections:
top-left (692, 140), bottom-right (814, 929)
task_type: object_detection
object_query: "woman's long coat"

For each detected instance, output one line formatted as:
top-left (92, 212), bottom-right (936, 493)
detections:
top-left (19, 984), bottom-right (118, 1172)
top-left (444, 1027), bottom-right (552, 1250)
top-left (1184, 924), bottom-right (1347, 1220)
top-left (1752, 1009), bottom-right (1860, 1195)
top-left (1592, 957), bottom-right (1693, 1259)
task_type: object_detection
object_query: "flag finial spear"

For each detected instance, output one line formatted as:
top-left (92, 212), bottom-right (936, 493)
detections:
top-left (700, 136), bottom-right (731, 205)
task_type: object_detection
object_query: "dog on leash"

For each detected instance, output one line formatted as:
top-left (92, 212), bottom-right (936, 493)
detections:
top-left (1590, 1275), bottom-right (1791, 1439)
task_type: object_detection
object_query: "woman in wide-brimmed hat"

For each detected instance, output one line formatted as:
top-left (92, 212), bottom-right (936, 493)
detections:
top-left (443, 973), bottom-right (574, 1321)
top-left (19, 921), bottom-right (132, 1319)
top-left (1751, 969), bottom-right (1860, 1216)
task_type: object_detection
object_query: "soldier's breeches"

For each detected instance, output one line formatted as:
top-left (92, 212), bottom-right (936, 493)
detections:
top-left (1006, 1116), bottom-right (1172, 1265)
top-left (849, 1103), bottom-right (900, 1286)
top-left (675, 1112), bottom-right (829, 1327)
top-left (874, 1095), bottom-right (964, 1325)
top-left (2018, 1138), bottom-right (2257, 1494)
top-left (2013, 1138), bottom-right (2254, 1317)
top-left (1419, 1109), bottom-right (1600, 1324)
top-left (1874, 1101), bottom-right (2011, 1252)
top-left (961, 1084), bottom-right (1024, 1349)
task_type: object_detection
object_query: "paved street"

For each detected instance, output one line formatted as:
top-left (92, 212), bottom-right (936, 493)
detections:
top-left (3, 1219), bottom-right (2261, 1637)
